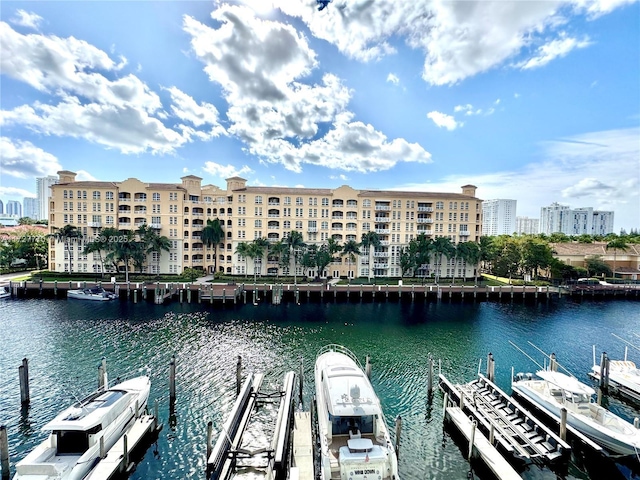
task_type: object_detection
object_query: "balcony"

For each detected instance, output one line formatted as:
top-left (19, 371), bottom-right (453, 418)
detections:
top-left (151, 223), bottom-right (162, 229)
top-left (375, 229), bottom-right (390, 234)
top-left (268, 201), bottom-right (280, 206)
top-left (374, 252), bottom-right (389, 257)
top-left (119, 222), bottom-right (131, 227)
top-left (192, 259), bottom-right (203, 264)
top-left (268, 214), bottom-right (280, 218)
top-left (135, 222), bottom-right (146, 227)
top-left (418, 207), bottom-right (434, 212)
top-left (268, 226), bottom-right (279, 230)
top-left (192, 248), bottom-right (204, 252)
top-left (119, 197), bottom-right (131, 202)
top-left (88, 222), bottom-right (101, 228)
top-left (374, 217), bottom-right (389, 222)
top-left (373, 263), bottom-right (389, 269)
top-left (375, 205), bottom-right (390, 211)
top-left (308, 227), bottom-right (318, 232)
top-left (417, 218), bottom-right (433, 224)
top-left (417, 229), bottom-right (433, 235)
top-left (459, 230), bottom-right (470, 236)
top-left (379, 240), bottom-right (390, 246)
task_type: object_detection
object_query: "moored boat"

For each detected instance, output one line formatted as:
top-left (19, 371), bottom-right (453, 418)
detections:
top-left (315, 344), bottom-right (399, 480)
top-left (0, 286), bottom-right (10, 299)
top-left (14, 375), bottom-right (151, 479)
top-left (67, 286), bottom-right (117, 301)
top-left (512, 369), bottom-right (640, 456)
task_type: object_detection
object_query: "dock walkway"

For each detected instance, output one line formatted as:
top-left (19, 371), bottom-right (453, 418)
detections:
top-left (290, 411), bottom-right (313, 479)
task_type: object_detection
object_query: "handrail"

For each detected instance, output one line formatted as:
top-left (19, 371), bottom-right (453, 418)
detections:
top-left (316, 344), bottom-right (363, 370)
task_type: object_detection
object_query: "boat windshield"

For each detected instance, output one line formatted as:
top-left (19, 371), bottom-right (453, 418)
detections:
top-left (56, 430), bottom-right (89, 454)
top-left (330, 415), bottom-right (374, 436)
top-left (565, 392), bottom-right (590, 404)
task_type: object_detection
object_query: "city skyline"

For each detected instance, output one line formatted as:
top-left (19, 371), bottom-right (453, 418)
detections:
top-left (1, 0), bottom-right (638, 230)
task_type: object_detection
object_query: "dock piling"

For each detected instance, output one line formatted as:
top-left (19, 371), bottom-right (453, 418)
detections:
top-left (0, 425), bottom-right (9, 480)
top-left (365, 355), bottom-right (371, 379)
top-left (206, 420), bottom-right (213, 461)
top-left (599, 352), bottom-right (607, 391)
top-left (560, 407), bottom-right (567, 441)
top-left (427, 354), bottom-right (434, 396)
top-left (169, 355), bottom-right (176, 404)
top-left (394, 415), bottom-right (402, 457)
top-left (122, 434), bottom-right (129, 472)
top-left (486, 353), bottom-right (495, 383)
top-left (468, 420), bottom-right (477, 461)
top-left (299, 359), bottom-right (304, 404)
top-left (19, 357), bottom-right (30, 404)
top-left (634, 418), bottom-right (640, 429)
top-left (236, 355), bottom-right (242, 396)
top-left (443, 392), bottom-right (449, 417)
top-left (100, 435), bottom-right (105, 459)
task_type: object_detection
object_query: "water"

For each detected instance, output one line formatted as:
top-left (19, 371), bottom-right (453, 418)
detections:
top-left (1, 297), bottom-right (639, 479)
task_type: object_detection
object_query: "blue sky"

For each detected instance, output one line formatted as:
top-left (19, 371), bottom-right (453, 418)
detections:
top-left (1, 0), bottom-right (638, 230)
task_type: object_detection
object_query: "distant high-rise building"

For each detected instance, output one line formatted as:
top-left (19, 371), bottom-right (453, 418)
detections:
top-left (482, 199), bottom-right (517, 236)
top-left (541, 202), bottom-right (614, 235)
top-left (540, 202), bottom-right (571, 235)
top-left (0, 199), bottom-right (3, 214)
top-left (6, 200), bottom-right (22, 217)
top-left (36, 175), bottom-right (58, 221)
top-left (515, 216), bottom-right (540, 235)
top-left (23, 197), bottom-right (39, 219)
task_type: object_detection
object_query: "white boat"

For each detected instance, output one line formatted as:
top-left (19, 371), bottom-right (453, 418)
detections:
top-left (67, 286), bottom-right (117, 301)
top-left (315, 344), bottom-right (400, 480)
top-left (591, 359), bottom-right (640, 394)
top-left (0, 286), bottom-right (10, 299)
top-left (14, 375), bottom-right (150, 480)
top-left (512, 369), bottom-right (640, 456)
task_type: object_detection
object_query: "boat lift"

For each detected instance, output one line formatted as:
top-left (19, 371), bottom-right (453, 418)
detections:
top-left (207, 371), bottom-right (297, 480)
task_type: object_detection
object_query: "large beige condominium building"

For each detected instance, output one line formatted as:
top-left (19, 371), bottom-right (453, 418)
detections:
top-left (49, 171), bottom-right (482, 279)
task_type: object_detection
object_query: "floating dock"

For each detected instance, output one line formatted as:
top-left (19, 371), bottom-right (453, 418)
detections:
top-left (442, 373), bottom-right (571, 465)
top-left (445, 406), bottom-right (523, 480)
top-left (290, 411), bottom-right (314, 479)
top-left (85, 413), bottom-right (160, 480)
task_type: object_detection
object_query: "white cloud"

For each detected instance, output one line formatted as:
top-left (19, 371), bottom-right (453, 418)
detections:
top-left (330, 174), bottom-right (349, 181)
top-left (203, 161), bottom-right (254, 178)
top-left (0, 137), bottom-right (61, 178)
top-left (268, 0), bottom-right (627, 86)
top-left (427, 111), bottom-right (461, 130)
top-left (76, 170), bottom-right (97, 181)
top-left (165, 87), bottom-right (226, 139)
top-left (10, 10), bottom-right (43, 30)
top-left (386, 73), bottom-right (399, 85)
top-left (0, 186), bottom-right (34, 199)
top-left (396, 127), bottom-right (640, 230)
top-left (185, 5), bottom-right (431, 173)
top-left (516, 34), bottom-right (592, 70)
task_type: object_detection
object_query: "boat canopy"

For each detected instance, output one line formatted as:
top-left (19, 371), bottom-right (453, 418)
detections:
top-left (537, 370), bottom-right (596, 396)
top-left (323, 366), bottom-right (380, 417)
top-left (44, 390), bottom-right (127, 431)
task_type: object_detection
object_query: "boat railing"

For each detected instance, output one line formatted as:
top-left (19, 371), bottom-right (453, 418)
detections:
top-left (316, 344), bottom-right (364, 370)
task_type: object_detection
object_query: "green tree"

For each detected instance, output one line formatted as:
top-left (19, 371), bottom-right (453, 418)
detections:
top-left (50, 225), bottom-right (83, 274)
top-left (432, 237), bottom-right (455, 283)
top-left (18, 217), bottom-right (35, 225)
top-left (341, 239), bottom-right (361, 282)
top-left (456, 241), bottom-right (481, 284)
top-left (268, 240), bottom-right (289, 278)
top-left (84, 235), bottom-right (109, 278)
top-left (235, 242), bottom-right (251, 279)
top-left (414, 234), bottom-right (433, 280)
top-left (585, 255), bottom-right (612, 277)
top-left (145, 230), bottom-right (171, 277)
top-left (105, 230), bottom-right (137, 282)
top-left (201, 218), bottom-right (224, 273)
top-left (493, 236), bottom-right (521, 282)
top-left (548, 232), bottom-right (571, 243)
top-left (300, 244), bottom-right (317, 278)
top-left (478, 236), bottom-right (497, 274)
top-left (577, 234), bottom-right (594, 244)
top-left (285, 231), bottom-right (306, 284)
top-left (520, 237), bottom-right (554, 280)
top-left (606, 237), bottom-right (628, 278)
top-left (315, 244), bottom-right (333, 279)
top-left (251, 237), bottom-right (270, 278)
top-left (361, 231), bottom-right (380, 282)
top-left (399, 244), bottom-right (417, 278)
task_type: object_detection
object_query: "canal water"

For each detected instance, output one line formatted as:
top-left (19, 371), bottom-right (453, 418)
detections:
top-left (1, 297), bottom-right (639, 479)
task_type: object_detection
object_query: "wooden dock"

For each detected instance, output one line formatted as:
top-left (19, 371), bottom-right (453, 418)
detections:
top-left (445, 406), bottom-right (523, 480)
top-left (85, 414), bottom-right (159, 480)
top-left (290, 411), bottom-right (314, 479)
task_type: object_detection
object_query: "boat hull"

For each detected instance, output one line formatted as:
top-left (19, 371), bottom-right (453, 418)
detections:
top-left (14, 376), bottom-right (150, 480)
top-left (512, 379), bottom-right (640, 456)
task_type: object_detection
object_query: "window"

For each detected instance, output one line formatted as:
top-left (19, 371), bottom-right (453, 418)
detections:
top-left (321, 221), bottom-right (328, 230)
top-left (169, 192), bottom-right (177, 201)
top-left (152, 216), bottom-right (161, 224)
top-left (362, 222), bottom-right (370, 231)
top-left (284, 196), bottom-right (291, 205)
top-left (106, 191), bottom-right (114, 200)
top-left (296, 221), bottom-right (302, 229)
top-left (321, 198), bottom-right (329, 206)
top-left (284, 220), bottom-right (291, 229)
top-left (436, 201), bottom-right (444, 210)
top-left (255, 219), bottom-right (262, 227)
top-left (106, 215), bottom-right (114, 224)
top-left (238, 218), bottom-right (246, 227)
top-left (363, 199), bottom-right (371, 207)
top-left (255, 207), bottom-right (262, 216)
top-left (296, 197), bottom-right (303, 205)
top-left (238, 206), bottom-right (246, 215)
top-left (152, 193), bottom-right (160, 201)
top-left (93, 191), bottom-right (101, 200)
top-left (255, 195), bottom-right (262, 204)
top-left (63, 190), bottom-right (68, 199)
top-left (295, 208), bottom-right (303, 217)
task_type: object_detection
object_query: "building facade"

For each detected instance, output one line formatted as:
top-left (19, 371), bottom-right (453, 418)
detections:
top-left (48, 172), bottom-right (482, 278)
top-left (515, 216), bottom-right (540, 235)
top-left (37, 175), bottom-right (59, 221)
top-left (0, 199), bottom-right (3, 214)
top-left (540, 202), bottom-right (571, 235)
top-left (6, 200), bottom-right (22, 218)
top-left (482, 199), bottom-right (516, 236)
top-left (23, 197), bottom-right (39, 220)
top-left (540, 203), bottom-right (614, 236)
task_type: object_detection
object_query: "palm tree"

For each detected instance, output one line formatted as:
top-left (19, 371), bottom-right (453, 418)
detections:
top-left (432, 237), bottom-right (455, 284)
top-left (51, 225), bottom-right (83, 274)
top-left (360, 231), bottom-right (380, 282)
top-left (145, 231), bottom-right (172, 277)
top-left (202, 218), bottom-right (224, 274)
top-left (106, 230), bottom-right (137, 282)
top-left (253, 237), bottom-right (269, 277)
top-left (84, 235), bottom-right (108, 278)
top-left (606, 238), bottom-right (628, 279)
top-left (235, 242), bottom-right (251, 279)
top-left (341, 239), bottom-right (361, 282)
top-left (414, 233), bottom-right (433, 281)
top-left (285, 230), bottom-right (305, 284)
top-left (269, 240), bottom-right (289, 278)
top-left (456, 241), bottom-right (481, 285)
